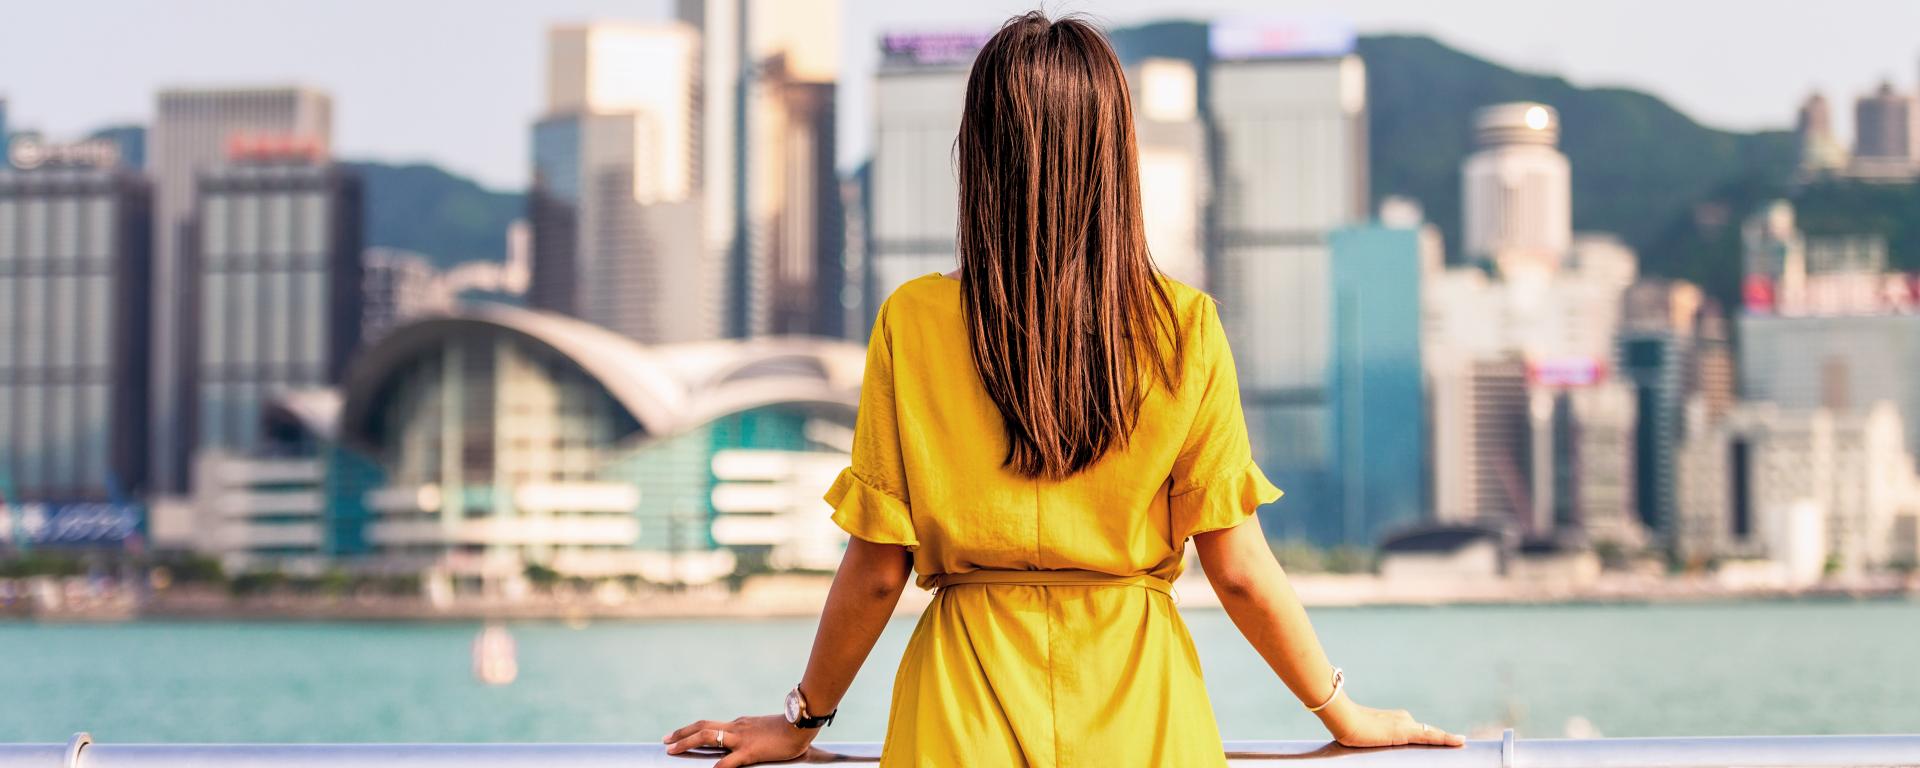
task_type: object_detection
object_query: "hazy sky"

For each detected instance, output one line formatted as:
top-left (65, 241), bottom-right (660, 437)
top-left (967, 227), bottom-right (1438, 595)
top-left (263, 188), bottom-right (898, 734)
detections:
top-left (2, 0), bottom-right (1916, 190)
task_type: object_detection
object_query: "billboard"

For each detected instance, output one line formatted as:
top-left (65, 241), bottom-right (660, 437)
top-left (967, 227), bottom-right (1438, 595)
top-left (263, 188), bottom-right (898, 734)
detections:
top-left (880, 31), bottom-right (992, 67)
top-left (1528, 358), bottom-right (1607, 388)
top-left (0, 502), bottom-right (144, 547)
top-left (1209, 17), bottom-right (1356, 61)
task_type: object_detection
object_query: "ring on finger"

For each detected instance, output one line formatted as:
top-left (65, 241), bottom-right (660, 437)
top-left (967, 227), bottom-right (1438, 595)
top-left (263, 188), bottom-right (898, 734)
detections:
top-left (714, 730), bottom-right (727, 748)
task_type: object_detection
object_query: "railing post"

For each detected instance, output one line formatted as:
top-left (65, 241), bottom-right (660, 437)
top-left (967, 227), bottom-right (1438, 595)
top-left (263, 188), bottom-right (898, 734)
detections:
top-left (61, 734), bottom-right (88, 768)
top-left (1501, 728), bottom-right (1515, 768)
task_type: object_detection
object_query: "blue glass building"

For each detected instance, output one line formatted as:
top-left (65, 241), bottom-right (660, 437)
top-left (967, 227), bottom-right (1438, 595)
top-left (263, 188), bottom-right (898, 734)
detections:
top-left (1324, 225), bottom-right (1427, 547)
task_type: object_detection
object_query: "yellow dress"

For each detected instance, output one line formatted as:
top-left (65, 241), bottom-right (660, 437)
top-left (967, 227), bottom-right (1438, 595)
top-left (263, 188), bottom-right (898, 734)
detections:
top-left (824, 273), bottom-right (1282, 767)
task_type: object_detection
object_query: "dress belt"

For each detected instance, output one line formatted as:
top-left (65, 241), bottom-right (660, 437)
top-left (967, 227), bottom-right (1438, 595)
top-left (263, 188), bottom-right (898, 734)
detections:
top-left (929, 568), bottom-right (1174, 598)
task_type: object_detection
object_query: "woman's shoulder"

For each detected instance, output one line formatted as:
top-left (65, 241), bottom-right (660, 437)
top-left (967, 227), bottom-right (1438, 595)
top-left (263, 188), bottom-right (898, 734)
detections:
top-left (1156, 276), bottom-right (1222, 338)
top-left (873, 272), bottom-right (962, 328)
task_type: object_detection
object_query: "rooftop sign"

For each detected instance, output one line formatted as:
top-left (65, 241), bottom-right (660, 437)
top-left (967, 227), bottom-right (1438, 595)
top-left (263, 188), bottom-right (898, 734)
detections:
top-left (1208, 18), bottom-right (1355, 60)
top-left (7, 135), bottom-right (122, 170)
top-left (226, 132), bottom-right (324, 163)
top-left (1528, 358), bottom-right (1607, 388)
top-left (880, 31), bottom-right (992, 67)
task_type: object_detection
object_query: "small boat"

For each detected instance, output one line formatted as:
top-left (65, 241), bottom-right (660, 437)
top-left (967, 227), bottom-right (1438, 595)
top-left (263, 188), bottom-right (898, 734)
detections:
top-left (472, 624), bottom-right (518, 686)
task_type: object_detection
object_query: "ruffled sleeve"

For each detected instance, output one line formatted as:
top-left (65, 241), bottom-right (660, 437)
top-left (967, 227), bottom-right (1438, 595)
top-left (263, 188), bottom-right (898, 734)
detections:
top-left (824, 296), bottom-right (918, 549)
top-left (825, 468), bottom-right (918, 548)
top-left (1168, 299), bottom-right (1283, 543)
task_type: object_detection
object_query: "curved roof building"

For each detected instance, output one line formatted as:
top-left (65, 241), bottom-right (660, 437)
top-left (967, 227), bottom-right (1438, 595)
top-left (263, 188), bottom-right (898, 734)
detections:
top-left (332, 305), bottom-right (866, 585)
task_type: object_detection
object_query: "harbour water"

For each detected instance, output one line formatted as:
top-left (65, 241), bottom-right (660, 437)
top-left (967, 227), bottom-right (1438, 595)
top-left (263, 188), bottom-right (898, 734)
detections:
top-left (2, 601), bottom-right (1916, 745)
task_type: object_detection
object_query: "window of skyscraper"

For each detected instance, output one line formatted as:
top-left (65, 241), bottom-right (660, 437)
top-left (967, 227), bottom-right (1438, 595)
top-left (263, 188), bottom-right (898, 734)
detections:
top-left (298, 192), bottom-right (326, 256)
top-left (84, 276), bottom-right (110, 368)
top-left (85, 196), bottom-right (113, 259)
top-left (52, 196), bottom-right (79, 261)
top-left (51, 275), bottom-right (77, 368)
top-left (267, 193), bottom-right (294, 258)
top-left (0, 200), bottom-right (16, 261)
top-left (234, 195), bottom-right (259, 257)
top-left (204, 196), bottom-right (228, 261)
top-left (23, 199), bottom-right (47, 258)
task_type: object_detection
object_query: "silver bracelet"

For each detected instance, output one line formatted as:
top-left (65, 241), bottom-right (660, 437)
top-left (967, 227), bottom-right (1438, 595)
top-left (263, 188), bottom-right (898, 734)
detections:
top-left (1305, 667), bottom-right (1345, 712)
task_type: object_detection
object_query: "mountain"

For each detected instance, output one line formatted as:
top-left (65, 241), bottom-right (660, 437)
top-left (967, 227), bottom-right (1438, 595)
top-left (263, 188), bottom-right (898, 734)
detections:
top-left (1358, 34), bottom-right (1799, 297)
top-left (1106, 26), bottom-right (1804, 309)
top-left (343, 161), bottom-right (524, 270)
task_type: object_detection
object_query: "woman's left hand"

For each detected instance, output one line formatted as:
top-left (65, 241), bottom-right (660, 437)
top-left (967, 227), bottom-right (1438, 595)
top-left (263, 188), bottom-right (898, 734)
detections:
top-left (663, 715), bottom-right (815, 767)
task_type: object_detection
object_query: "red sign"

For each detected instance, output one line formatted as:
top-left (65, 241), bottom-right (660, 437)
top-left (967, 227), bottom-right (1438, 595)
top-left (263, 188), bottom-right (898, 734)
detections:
top-left (1743, 275), bottom-right (1776, 315)
top-left (225, 132), bottom-right (323, 163)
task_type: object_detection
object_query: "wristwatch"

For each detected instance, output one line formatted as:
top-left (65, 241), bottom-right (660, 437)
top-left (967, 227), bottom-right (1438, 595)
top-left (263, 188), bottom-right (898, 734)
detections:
top-left (785, 684), bottom-right (836, 729)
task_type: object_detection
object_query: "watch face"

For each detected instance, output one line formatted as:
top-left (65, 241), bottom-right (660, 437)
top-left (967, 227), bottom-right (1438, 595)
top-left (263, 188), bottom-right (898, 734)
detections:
top-left (784, 688), bottom-right (802, 722)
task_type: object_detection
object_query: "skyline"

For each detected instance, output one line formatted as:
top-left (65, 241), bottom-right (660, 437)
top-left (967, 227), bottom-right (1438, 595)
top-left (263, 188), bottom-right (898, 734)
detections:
top-left (0, 0), bottom-right (1915, 190)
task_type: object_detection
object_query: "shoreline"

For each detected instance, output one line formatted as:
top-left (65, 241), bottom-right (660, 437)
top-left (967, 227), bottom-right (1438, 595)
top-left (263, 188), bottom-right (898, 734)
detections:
top-left (6, 571), bottom-right (1915, 623)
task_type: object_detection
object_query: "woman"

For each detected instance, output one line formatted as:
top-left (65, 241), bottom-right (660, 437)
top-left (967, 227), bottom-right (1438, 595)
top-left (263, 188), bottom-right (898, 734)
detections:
top-left (666, 12), bottom-right (1461, 767)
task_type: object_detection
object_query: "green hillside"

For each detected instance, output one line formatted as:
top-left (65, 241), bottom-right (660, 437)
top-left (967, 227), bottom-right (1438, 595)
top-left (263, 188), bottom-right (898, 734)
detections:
top-left (343, 161), bottom-right (524, 270)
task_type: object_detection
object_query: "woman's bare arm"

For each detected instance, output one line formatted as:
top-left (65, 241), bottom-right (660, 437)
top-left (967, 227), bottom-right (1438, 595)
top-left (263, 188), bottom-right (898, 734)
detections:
top-left (798, 537), bottom-right (914, 714)
top-left (665, 537), bottom-right (913, 767)
top-left (1193, 515), bottom-right (1463, 748)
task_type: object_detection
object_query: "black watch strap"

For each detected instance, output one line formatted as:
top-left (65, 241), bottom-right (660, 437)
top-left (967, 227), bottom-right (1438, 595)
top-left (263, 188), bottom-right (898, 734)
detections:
top-left (794, 710), bottom-right (836, 729)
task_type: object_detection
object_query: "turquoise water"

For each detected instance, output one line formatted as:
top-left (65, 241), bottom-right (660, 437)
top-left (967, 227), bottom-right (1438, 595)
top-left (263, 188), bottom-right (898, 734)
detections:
top-left (2, 601), bottom-right (1917, 744)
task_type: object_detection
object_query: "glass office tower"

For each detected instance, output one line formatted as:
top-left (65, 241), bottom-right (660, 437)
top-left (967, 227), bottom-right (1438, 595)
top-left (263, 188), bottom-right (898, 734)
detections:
top-left (0, 162), bottom-right (152, 505)
top-left (189, 157), bottom-right (363, 457)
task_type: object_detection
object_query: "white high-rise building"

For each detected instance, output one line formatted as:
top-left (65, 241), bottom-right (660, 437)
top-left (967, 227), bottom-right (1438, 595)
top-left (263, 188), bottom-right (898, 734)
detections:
top-left (1129, 57), bottom-right (1208, 289)
top-left (529, 23), bottom-right (719, 344)
top-left (1207, 21), bottom-right (1368, 508)
top-left (1677, 401), bottom-right (1920, 575)
top-left (1461, 102), bottom-right (1571, 275)
top-left (1740, 312), bottom-right (1920, 461)
top-left (867, 31), bottom-right (983, 327)
top-left (149, 86), bottom-right (332, 493)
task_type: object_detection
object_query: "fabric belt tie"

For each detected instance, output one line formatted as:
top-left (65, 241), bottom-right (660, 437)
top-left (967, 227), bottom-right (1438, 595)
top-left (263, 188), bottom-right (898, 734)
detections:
top-left (930, 568), bottom-right (1175, 599)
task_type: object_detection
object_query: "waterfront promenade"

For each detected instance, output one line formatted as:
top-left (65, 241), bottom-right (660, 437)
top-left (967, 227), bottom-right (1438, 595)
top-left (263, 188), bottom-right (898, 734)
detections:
top-left (5, 568), bottom-right (1916, 622)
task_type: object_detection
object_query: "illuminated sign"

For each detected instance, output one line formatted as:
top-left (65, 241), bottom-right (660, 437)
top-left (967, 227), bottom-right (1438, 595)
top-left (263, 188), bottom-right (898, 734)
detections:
top-left (1528, 358), bottom-right (1606, 388)
top-left (225, 132), bottom-right (323, 163)
top-left (0, 502), bottom-right (143, 546)
top-left (1209, 17), bottom-right (1356, 61)
top-left (1742, 275), bottom-right (1776, 315)
top-left (7, 135), bottom-right (122, 170)
top-left (881, 31), bottom-right (992, 67)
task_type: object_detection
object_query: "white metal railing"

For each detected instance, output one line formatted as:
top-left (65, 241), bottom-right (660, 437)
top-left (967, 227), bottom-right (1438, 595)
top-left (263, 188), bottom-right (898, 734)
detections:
top-left (2, 732), bottom-right (1918, 767)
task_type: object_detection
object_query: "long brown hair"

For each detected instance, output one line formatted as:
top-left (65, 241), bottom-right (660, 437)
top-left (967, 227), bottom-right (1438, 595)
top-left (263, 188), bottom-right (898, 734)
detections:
top-left (956, 12), bottom-right (1182, 479)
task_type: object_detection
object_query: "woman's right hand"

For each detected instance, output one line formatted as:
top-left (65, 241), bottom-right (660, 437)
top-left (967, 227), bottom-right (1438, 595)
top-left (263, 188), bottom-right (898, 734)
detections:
top-left (1316, 697), bottom-right (1465, 748)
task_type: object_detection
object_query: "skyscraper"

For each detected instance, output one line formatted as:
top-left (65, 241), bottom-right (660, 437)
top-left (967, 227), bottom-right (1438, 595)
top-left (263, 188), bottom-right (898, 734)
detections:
top-left (1618, 279), bottom-right (1734, 544)
top-left (0, 143), bottom-right (152, 506)
top-left (529, 23), bottom-right (719, 344)
top-left (1206, 20), bottom-right (1368, 536)
top-left (1853, 81), bottom-right (1918, 169)
top-left (1739, 311), bottom-right (1920, 469)
top-left (1677, 401), bottom-right (1920, 576)
top-left (867, 32), bottom-right (984, 326)
top-left (1461, 102), bottom-right (1572, 274)
top-left (187, 141), bottom-right (363, 457)
top-left (149, 86), bottom-right (332, 493)
top-left (1795, 91), bottom-right (1848, 175)
top-left (675, 0), bottom-right (845, 339)
top-left (1130, 58), bottom-right (1209, 289)
top-left (1327, 224), bottom-right (1425, 546)
top-left (751, 38), bottom-right (845, 337)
